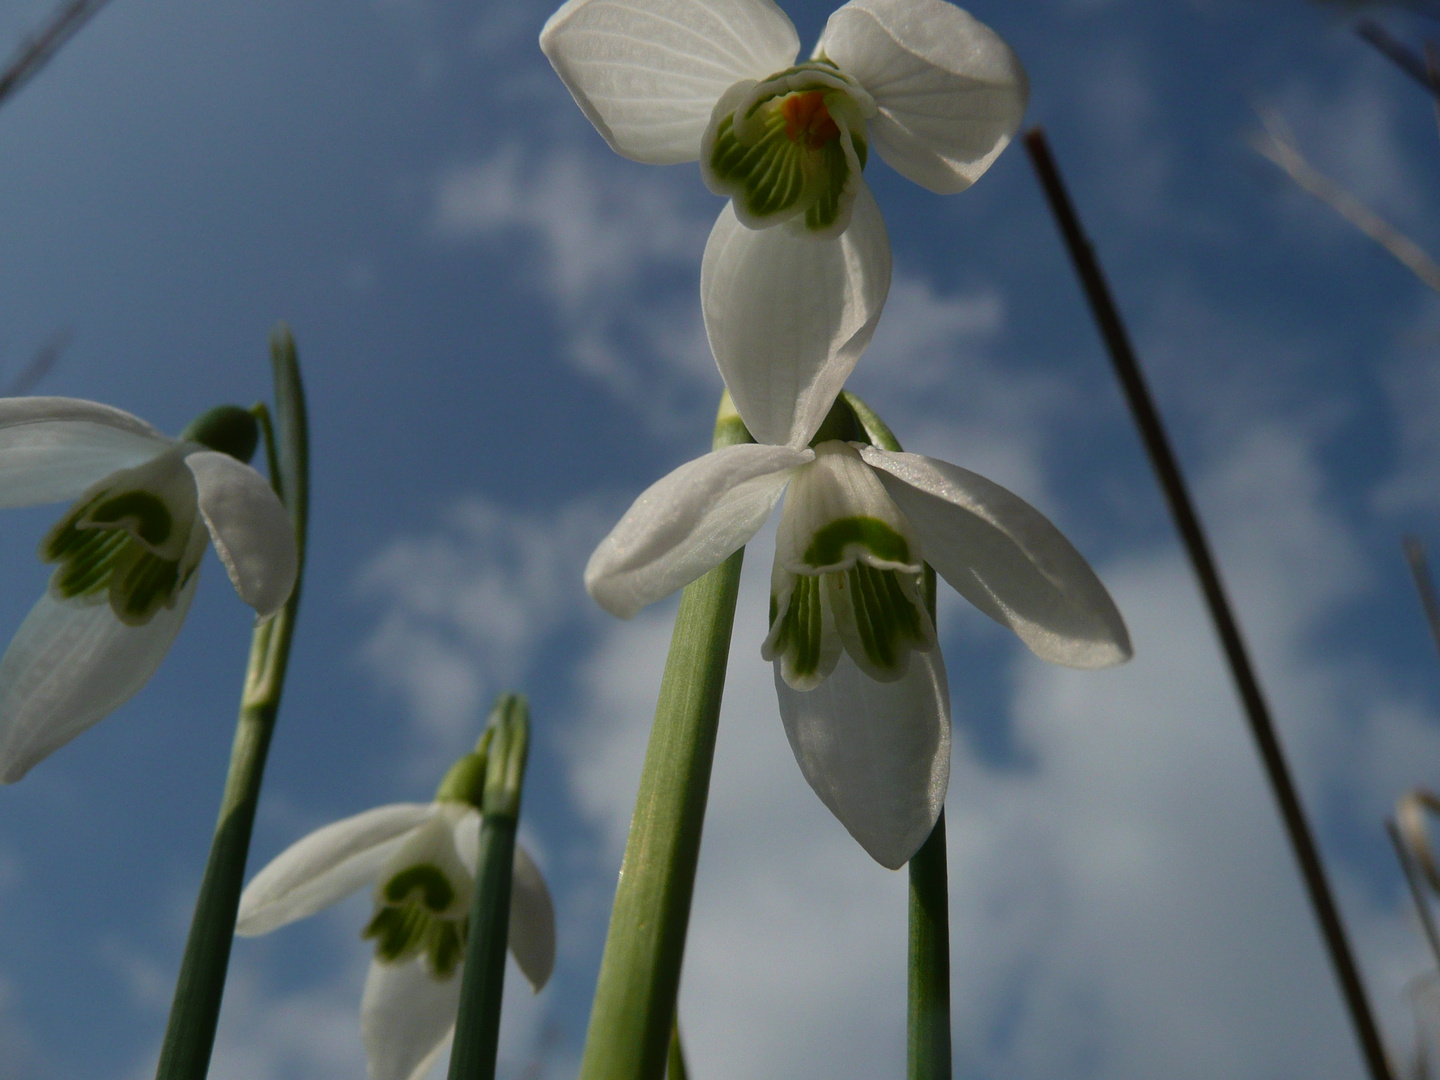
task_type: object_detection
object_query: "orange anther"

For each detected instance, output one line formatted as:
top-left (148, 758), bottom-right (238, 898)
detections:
top-left (781, 92), bottom-right (841, 149)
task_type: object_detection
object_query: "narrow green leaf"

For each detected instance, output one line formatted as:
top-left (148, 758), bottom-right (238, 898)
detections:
top-left (577, 395), bottom-right (752, 1080)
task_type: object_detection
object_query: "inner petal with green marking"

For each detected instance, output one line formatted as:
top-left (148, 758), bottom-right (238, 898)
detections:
top-left (702, 63), bottom-right (871, 239)
top-left (366, 810), bottom-right (476, 980)
top-left (40, 449), bottom-right (204, 626)
top-left (766, 442), bottom-right (936, 687)
top-left (364, 861), bottom-right (470, 979)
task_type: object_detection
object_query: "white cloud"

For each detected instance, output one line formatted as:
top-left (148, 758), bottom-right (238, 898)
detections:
top-left (433, 147), bottom-right (717, 433)
top-left (356, 495), bottom-right (612, 766)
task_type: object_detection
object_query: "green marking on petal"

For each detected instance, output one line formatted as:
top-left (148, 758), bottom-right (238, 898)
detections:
top-left (382, 863), bottom-right (456, 912)
top-left (803, 516), bottom-right (911, 570)
top-left (40, 476), bottom-right (198, 625)
top-left (833, 564), bottom-right (930, 679)
top-left (772, 575), bottom-right (824, 680)
top-left (87, 490), bottom-right (173, 547)
top-left (364, 864), bottom-right (470, 979)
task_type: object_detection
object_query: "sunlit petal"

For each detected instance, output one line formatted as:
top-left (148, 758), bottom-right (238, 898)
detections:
top-left (818, 0), bottom-right (1027, 193)
top-left (775, 646), bottom-right (949, 869)
top-left (0, 397), bottom-right (172, 509)
top-left (185, 450), bottom-right (297, 617)
top-left (360, 956), bottom-right (462, 1080)
top-left (236, 803), bottom-right (438, 936)
top-left (541, 0), bottom-right (799, 164)
top-left (585, 443), bottom-right (811, 618)
top-left (0, 576), bottom-right (198, 783)
top-left (702, 183), bottom-right (891, 447)
top-left (861, 447), bottom-right (1131, 667)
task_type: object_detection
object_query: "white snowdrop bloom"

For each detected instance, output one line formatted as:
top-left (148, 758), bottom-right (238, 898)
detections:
top-left (0, 397), bottom-right (297, 782)
top-left (584, 393), bottom-right (1129, 869)
top-left (237, 799), bottom-right (555, 1080)
top-left (541, 0), bottom-right (1027, 443)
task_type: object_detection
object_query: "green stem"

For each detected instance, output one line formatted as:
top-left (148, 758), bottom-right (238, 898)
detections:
top-left (907, 813), bottom-right (951, 1080)
top-left (448, 695), bottom-right (531, 1080)
top-left (845, 389), bottom-right (952, 1080)
top-left (155, 326), bottom-right (309, 1080)
top-left (577, 395), bottom-right (751, 1080)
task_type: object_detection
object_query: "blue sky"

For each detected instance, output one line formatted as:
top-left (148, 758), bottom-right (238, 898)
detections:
top-left (2, 0), bottom-right (1440, 1076)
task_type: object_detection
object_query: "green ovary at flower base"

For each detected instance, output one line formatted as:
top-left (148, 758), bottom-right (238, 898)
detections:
top-left (236, 746), bottom-right (555, 1080)
top-left (0, 397), bottom-right (298, 783)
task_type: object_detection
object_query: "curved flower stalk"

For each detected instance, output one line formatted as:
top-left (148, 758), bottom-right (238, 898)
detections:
top-left (585, 393), bottom-right (1130, 868)
top-left (541, 0), bottom-right (1026, 446)
top-left (0, 397), bottom-right (297, 782)
top-left (237, 794), bottom-right (555, 1080)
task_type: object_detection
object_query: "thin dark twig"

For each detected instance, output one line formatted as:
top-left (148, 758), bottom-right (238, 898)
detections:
top-left (1023, 127), bottom-right (1394, 1080)
top-left (4, 328), bottom-right (69, 396)
top-left (1357, 18), bottom-right (1440, 97)
top-left (1404, 537), bottom-right (1440, 662)
top-left (0, 0), bottom-right (111, 111)
top-left (1389, 817), bottom-right (1440, 973)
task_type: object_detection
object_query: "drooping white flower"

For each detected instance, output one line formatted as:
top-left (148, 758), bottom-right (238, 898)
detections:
top-left (0, 397), bottom-right (298, 783)
top-left (584, 399), bottom-right (1130, 869)
top-left (236, 799), bottom-right (556, 1080)
top-left (540, 0), bottom-right (1027, 443)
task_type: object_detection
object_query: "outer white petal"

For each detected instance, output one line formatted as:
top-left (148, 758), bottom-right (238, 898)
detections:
top-left (702, 184), bottom-right (891, 448)
top-left (818, 0), bottom-right (1027, 193)
top-left (509, 844), bottom-right (557, 991)
top-left (184, 451), bottom-right (298, 618)
top-left (0, 397), bottom-right (172, 508)
top-left (236, 803), bottom-right (439, 936)
top-left (775, 646), bottom-right (950, 869)
top-left (861, 447), bottom-right (1131, 667)
top-left (0, 574), bottom-right (198, 783)
top-left (585, 443), bottom-right (811, 618)
top-left (540, 0), bottom-right (799, 164)
top-left (361, 956), bottom-right (462, 1080)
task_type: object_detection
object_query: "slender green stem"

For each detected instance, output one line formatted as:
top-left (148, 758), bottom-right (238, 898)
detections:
top-left (844, 389), bottom-right (953, 1078)
top-left (449, 695), bottom-right (531, 1080)
top-left (155, 326), bottom-right (309, 1080)
top-left (908, 813), bottom-right (951, 1080)
top-left (577, 396), bottom-right (752, 1080)
top-left (667, 1015), bottom-right (690, 1080)
top-left (1024, 128), bottom-right (1392, 1080)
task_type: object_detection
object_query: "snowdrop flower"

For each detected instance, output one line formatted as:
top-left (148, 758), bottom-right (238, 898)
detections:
top-left (541, 0), bottom-right (1027, 429)
top-left (0, 398), bottom-right (297, 782)
top-left (584, 393), bottom-right (1130, 868)
top-left (237, 781), bottom-right (555, 1080)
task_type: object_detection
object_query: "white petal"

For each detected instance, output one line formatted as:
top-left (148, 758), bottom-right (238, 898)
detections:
top-left (861, 447), bottom-right (1131, 667)
top-left (775, 646), bottom-right (949, 869)
top-left (509, 844), bottom-right (557, 992)
top-left (0, 397), bottom-right (172, 508)
top-left (236, 803), bottom-right (438, 936)
top-left (185, 451), bottom-right (297, 618)
top-left (0, 575), bottom-right (198, 783)
top-left (701, 184), bottom-right (891, 447)
top-left (361, 956), bottom-right (461, 1080)
top-left (818, 0), bottom-right (1028, 193)
top-left (540, 0), bottom-right (799, 164)
top-left (585, 443), bottom-right (811, 618)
